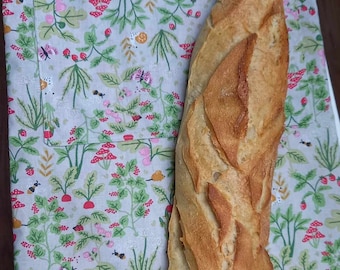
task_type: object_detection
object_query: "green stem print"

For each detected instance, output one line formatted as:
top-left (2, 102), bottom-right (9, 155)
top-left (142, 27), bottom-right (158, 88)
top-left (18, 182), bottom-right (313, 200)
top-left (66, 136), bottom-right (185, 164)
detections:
top-left (54, 143), bottom-right (97, 179)
top-left (9, 134), bottom-right (39, 183)
top-left (102, 0), bottom-right (148, 33)
top-left (275, 137), bottom-right (308, 171)
top-left (149, 30), bottom-right (178, 70)
top-left (98, 66), bottom-right (141, 88)
top-left (16, 85), bottom-right (44, 130)
top-left (35, 0), bottom-right (87, 42)
top-left (59, 63), bottom-right (92, 108)
top-left (108, 97), bottom-right (141, 133)
top-left (76, 24), bottom-right (119, 68)
top-left (13, 5), bottom-right (39, 75)
top-left (43, 102), bottom-right (60, 141)
top-left (315, 128), bottom-right (340, 172)
top-left (296, 60), bottom-right (330, 121)
top-left (73, 171), bottom-right (104, 209)
top-left (291, 169), bottom-right (332, 213)
top-left (294, 35), bottom-right (323, 62)
top-left (285, 95), bottom-right (313, 129)
top-left (157, 0), bottom-right (194, 28)
top-left (270, 246), bottom-right (292, 270)
top-left (118, 139), bottom-right (174, 165)
top-left (139, 78), bottom-right (182, 137)
top-left (73, 211), bottom-right (116, 269)
top-left (271, 248), bottom-right (317, 270)
top-left (290, 249), bottom-right (317, 270)
top-left (129, 237), bottom-right (159, 270)
top-left (107, 159), bottom-right (150, 237)
top-left (49, 167), bottom-right (77, 202)
top-left (24, 196), bottom-right (71, 270)
top-left (270, 205), bottom-right (311, 258)
top-left (152, 183), bottom-right (174, 239)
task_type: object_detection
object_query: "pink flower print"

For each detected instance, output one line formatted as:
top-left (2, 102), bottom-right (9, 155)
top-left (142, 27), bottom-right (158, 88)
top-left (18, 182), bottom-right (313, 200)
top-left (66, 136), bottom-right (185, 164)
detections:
top-left (142, 156), bottom-right (151, 166)
top-left (139, 146), bottom-right (150, 156)
top-left (150, 138), bottom-right (159, 143)
top-left (83, 251), bottom-right (91, 258)
top-left (45, 14), bottom-right (54, 24)
top-left (286, 8), bottom-right (299, 20)
top-left (114, 116), bottom-right (122, 123)
top-left (55, 0), bottom-right (66, 12)
top-left (103, 100), bottom-right (110, 107)
top-left (318, 49), bottom-right (326, 67)
top-left (106, 240), bottom-right (114, 248)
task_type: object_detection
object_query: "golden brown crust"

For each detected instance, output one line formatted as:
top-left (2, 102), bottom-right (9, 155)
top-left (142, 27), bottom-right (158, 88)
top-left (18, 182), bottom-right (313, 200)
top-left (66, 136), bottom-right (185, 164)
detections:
top-left (168, 0), bottom-right (288, 269)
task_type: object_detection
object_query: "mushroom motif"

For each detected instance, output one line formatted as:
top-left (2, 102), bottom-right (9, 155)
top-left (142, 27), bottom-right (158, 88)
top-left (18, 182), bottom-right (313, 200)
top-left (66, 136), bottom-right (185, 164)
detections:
top-left (302, 220), bottom-right (325, 248)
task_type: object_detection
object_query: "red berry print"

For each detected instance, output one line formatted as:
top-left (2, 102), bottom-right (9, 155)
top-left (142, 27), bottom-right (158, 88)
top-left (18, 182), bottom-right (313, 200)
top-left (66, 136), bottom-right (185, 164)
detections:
top-left (80, 52), bottom-right (87, 60)
top-left (44, 130), bottom-right (53, 139)
top-left (309, 7), bottom-right (315, 16)
top-left (166, 204), bottom-right (173, 213)
top-left (301, 5), bottom-right (307, 11)
top-left (320, 176), bottom-right (328, 185)
top-left (195, 11), bottom-right (201, 18)
top-left (301, 97), bottom-right (308, 106)
top-left (104, 28), bottom-right (111, 37)
top-left (187, 9), bottom-right (193, 16)
top-left (71, 54), bottom-right (78, 62)
top-left (169, 23), bottom-right (175, 30)
top-left (300, 200), bottom-right (307, 210)
top-left (19, 129), bottom-right (27, 137)
top-left (63, 48), bottom-right (70, 57)
top-left (25, 166), bottom-right (34, 176)
top-left (329, 174), bottom-right (336, 181)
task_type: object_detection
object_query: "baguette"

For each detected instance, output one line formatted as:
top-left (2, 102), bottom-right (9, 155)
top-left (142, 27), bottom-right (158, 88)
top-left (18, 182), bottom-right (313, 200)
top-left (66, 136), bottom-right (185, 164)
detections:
top-left (167, 0), bottom-right (289, 269)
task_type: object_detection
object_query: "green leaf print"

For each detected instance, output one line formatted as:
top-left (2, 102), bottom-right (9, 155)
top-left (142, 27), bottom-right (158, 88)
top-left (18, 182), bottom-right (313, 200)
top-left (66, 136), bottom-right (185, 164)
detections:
top-left (59, 63), bottom-right (92, 108)
top-left (270, 205), bottom-right (311, 257)
top-left (27, 229), bottom-right (45, 244)
top-left (49, 167), bottom-right (77, 201)
top-left (149, 30), bottom-right (178, 70)
top-left (290, 250), bottom-right (317, 270)
top-left (295, 36), bottom-right (323, 62)
top-left (102, 0), bottom-right (148, 33)
top-left (108, 159), bottom-right (152, 236)
top-left (53, 250), bottom-right (63, 263)
top-left (33, 245), bottom-right (46, 257)
top-left (291, 169), bottom-right (331, 213)
top-left (270, 246), bottom-right (291, 270)
top-left (322, 239), bottom-right (340, 269)
top-left (73, 171), bottom-right (104, 208)
top-left (59, 7), bottom-right (87, 28)
top-left (315, 128), bottom-right (340, 171)
top-left (129, 237), bottom-right (159, 270)
top-left (325, 195), bottom-right (340, 231)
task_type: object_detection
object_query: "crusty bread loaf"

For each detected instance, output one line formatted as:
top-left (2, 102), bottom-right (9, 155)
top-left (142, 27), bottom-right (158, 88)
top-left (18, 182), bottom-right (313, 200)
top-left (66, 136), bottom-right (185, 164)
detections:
top-left (167, 0), bottom-right (289, 269)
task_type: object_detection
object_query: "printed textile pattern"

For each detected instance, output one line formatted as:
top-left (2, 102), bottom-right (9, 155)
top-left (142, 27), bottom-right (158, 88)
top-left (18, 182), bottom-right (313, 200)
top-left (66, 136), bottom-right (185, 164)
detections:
top-left (3, 0), bottom-right (340, 269)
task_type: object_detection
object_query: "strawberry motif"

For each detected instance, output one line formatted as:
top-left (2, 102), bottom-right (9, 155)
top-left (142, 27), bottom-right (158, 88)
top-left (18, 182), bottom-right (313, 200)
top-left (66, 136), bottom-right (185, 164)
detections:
top-left (25, 166), bottom-right (34, 176)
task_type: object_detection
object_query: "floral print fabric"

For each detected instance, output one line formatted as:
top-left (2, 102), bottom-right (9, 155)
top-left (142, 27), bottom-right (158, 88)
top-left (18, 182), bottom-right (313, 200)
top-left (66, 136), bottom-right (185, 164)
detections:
top-left (3, 0), bottom-right (340, 269)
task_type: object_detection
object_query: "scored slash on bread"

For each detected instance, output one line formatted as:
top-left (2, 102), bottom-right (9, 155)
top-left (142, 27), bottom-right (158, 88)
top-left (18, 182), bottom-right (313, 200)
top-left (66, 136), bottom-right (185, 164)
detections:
top-left (168, 0), bottom-right (289, 269)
